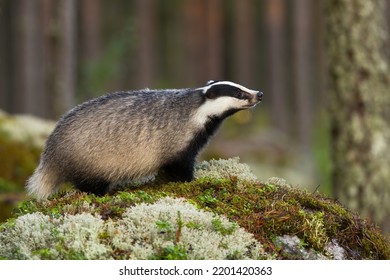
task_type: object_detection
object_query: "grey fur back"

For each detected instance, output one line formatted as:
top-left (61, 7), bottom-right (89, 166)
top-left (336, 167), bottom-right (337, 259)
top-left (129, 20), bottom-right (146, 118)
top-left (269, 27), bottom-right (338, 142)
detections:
top-left (27, 89), bottom-right (205, 199)
top-left (48, 89), bottom-right (204, 180)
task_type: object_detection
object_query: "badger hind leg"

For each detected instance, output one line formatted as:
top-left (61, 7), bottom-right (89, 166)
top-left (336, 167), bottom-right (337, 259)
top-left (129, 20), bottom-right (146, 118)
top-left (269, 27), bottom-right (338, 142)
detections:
top-left (159, 158), bottom-right (195, 182)
top-left (26, 164), bottom-right (61, 201)
top-left (72, 177), bottom-right (110, 196)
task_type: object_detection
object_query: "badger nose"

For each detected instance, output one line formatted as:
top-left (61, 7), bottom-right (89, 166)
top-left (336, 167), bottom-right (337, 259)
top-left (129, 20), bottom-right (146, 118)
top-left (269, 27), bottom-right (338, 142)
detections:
top-left (257, 91), bottom-right (263, 100)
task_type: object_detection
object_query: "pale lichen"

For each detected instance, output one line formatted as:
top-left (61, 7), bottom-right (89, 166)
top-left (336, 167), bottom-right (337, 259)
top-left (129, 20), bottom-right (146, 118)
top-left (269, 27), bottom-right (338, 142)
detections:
top-left (58, 213), bottom-right (109, 259)
top-left (195, 157), bottom-right (258, 188)
top-left (107, 197), bottom-right (266, 260)
top-left (0, 197), bottom-right (268, 260)
top-left (0, 213), bottom-right (56, 259)
top-left (275, 235), bottom-right (346, 260)
top-left (265, 177), bottom-right (291, 189)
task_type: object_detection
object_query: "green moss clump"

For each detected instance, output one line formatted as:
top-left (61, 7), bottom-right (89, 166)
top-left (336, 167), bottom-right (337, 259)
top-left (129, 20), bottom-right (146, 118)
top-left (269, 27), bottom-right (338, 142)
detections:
top-left (150, 244), bottom-right (188, 260)
top-left (0, 127), bottom-right (41, 222)
top-left (0, 112), bottom-right (56, 222)
top-left (0, 135), bottom-right (41, 191)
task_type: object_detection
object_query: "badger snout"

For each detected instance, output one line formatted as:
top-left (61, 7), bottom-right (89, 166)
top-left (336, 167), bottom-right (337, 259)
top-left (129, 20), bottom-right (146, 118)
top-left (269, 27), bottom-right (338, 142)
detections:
top-left (251, 91), bottom-right (263, 104)
top-left (256, 91), bottom-right (263, 102)
top-left (245, 91), bottom-right (263, 108)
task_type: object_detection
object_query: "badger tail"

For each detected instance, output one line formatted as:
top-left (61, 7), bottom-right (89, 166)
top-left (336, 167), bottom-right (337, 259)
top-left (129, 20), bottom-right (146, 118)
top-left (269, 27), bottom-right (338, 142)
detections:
top-left (26, 163), bottom-right (60, 201)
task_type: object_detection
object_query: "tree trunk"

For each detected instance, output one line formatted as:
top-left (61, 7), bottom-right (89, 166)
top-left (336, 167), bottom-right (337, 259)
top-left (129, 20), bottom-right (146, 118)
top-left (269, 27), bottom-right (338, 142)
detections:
top-left (234, 0), bottom-right (255, 86)
top-left (43, 0), bottom-right (76, 118)
top-left (207, 0), bottom-right (223, 81)
top-left (326, 0), bottom-right (390, 232)
top-left (183, 0), bottom-right (208, 85)
top-left (0, 0), bottom-right (11, 110)
top-left (265, 0), bottom-right (289, 134)
top-left (136, 0), bottom-right (156, 88)
top-left (293, 0), bottom-right (313, 153)
top-left (57, 0), bottom-right (76, 114)
top-left (11, 0), bottom-right (45, 117)
top-left (80, 0), bottom-right (101, 62)
top-left (79, 0), bottom-right (101, 98)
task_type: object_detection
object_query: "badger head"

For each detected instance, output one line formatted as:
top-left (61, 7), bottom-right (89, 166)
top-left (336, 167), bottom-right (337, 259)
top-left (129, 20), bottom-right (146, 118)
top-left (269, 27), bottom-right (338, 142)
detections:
top-left (195, 81), bottom-right (263, 124)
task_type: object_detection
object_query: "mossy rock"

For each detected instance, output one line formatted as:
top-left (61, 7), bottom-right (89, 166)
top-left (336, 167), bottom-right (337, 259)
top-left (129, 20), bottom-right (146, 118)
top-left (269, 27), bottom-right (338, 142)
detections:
top-left (0, 111), bottom-right (54, 221)
top-left (0, 158), bottom-right (389, 260)
top-left (0, 136), bottom-right (41, 191)
top-left (0, 111), bottom-right (54, 192)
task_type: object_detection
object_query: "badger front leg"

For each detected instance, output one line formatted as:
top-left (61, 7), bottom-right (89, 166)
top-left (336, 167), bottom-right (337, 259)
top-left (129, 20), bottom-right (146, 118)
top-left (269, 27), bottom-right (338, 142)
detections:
top-left (159, 158), bottom-right (195, 182)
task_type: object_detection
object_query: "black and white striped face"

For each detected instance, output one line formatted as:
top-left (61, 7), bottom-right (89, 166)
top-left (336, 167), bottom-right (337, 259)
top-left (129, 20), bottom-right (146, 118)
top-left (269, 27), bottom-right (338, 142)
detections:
top-left (194, 81), bottom-right (263, 124)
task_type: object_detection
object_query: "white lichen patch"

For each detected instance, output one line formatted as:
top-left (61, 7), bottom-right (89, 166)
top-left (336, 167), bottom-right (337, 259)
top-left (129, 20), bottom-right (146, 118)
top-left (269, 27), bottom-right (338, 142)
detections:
top-left (58, 213), bottom-right (109, 259)
top-left (195, 157), bottom-right (258, 187)
top-left (275, 235), bottom-right (346, 260)
top-left (0, 197), bottom-right (268, 260)
top-left (326, 239), bottom-right (346, 260)
top-left (265, 177), bottom-right (291, 188)
top-left (108, 197), bottom-right (265, 260)
top-left (0, 213), bottom-right (56, 260)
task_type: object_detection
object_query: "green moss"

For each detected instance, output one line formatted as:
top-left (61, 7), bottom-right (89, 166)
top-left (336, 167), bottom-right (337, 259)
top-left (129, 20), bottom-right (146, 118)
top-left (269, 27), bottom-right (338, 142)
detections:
top-left (197, 189), bottom-right (218, 206)
top-left (0, 134), bottom-right (41, 191)
top-left (0, 134), bottom-right (39, 218)
top-left (186, 221), bottom-right (203, 230)
top-left (0, 178), bottom-right (20, 192)
top-left (150, 244), bottom-right (188, 260)
top-left (32, 248), bottom-right (56, 260)
top-left (211, 218), bottom-right (238, 236)
top-left (300, 211), bottom-right (328, 251)
top-left (156, 219), bottom-right (174, 233)
top-left (56, 250), bottom-right (87, 260)
top-left (15, 200), bottom-right (40, 216)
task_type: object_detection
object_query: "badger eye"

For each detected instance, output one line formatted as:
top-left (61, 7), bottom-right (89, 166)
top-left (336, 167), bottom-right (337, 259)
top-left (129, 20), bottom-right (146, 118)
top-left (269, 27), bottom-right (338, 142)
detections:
top-left (236, 91), bottom-right (245, 99)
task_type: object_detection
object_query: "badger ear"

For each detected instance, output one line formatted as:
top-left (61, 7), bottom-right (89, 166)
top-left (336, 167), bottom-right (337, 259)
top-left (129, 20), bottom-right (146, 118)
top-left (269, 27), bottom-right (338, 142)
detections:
top-left (202, 83), bottom-right (218, 99)
top-left (203, 80), bottom-right (219, 97)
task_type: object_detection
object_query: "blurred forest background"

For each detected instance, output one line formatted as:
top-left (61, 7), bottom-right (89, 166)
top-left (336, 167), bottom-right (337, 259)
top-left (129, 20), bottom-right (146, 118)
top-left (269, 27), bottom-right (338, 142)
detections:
top-left (0, 0), bottom-right (390, 234)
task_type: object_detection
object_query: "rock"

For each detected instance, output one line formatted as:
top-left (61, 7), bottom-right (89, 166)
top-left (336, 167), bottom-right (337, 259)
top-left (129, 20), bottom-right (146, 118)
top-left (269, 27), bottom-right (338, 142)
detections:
top-left (0, 158), bottom-right (389, 260)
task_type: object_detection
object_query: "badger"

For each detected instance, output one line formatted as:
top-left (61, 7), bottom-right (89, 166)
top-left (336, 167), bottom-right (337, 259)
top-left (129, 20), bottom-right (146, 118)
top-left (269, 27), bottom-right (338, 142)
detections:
top-left (26, 80), bottom-right (263, 200)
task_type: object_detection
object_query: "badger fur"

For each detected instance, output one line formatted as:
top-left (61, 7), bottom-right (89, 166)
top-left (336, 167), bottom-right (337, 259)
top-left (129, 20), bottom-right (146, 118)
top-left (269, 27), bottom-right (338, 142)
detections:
top-left (27, 81), bottom-right (263, 200)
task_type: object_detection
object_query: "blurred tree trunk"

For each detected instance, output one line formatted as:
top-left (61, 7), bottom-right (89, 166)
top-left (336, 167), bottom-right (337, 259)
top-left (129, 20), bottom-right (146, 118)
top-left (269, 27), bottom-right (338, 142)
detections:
top-left (312, 0), bottom-right (326, 107)
top-left (44, 0), bottom-right (76, 118)
top-left (12, 0), bottom-right (46, 117)
top-left (136, 0), bottom-right (156, 88)
top-left (293, 0), bottom-right (313, 153)
top-left (265, 0), bottom-right (289, 134)
top-left (326, 0), bottom-right (390, 232)
top-left (183, 0), bottom-right (208, 85)
top-left (80, 0), bottom-right (101, 62)
top-left (79, 0), bottom-right (101, 98)
top-left (234, 0), bottom-right (255, 86)
top-left (207, 0), bottom-right (223, 81)
top-left (0, 0), bottom-right (11, 110)
top-left (58, 0), bottom-right (76, 113)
